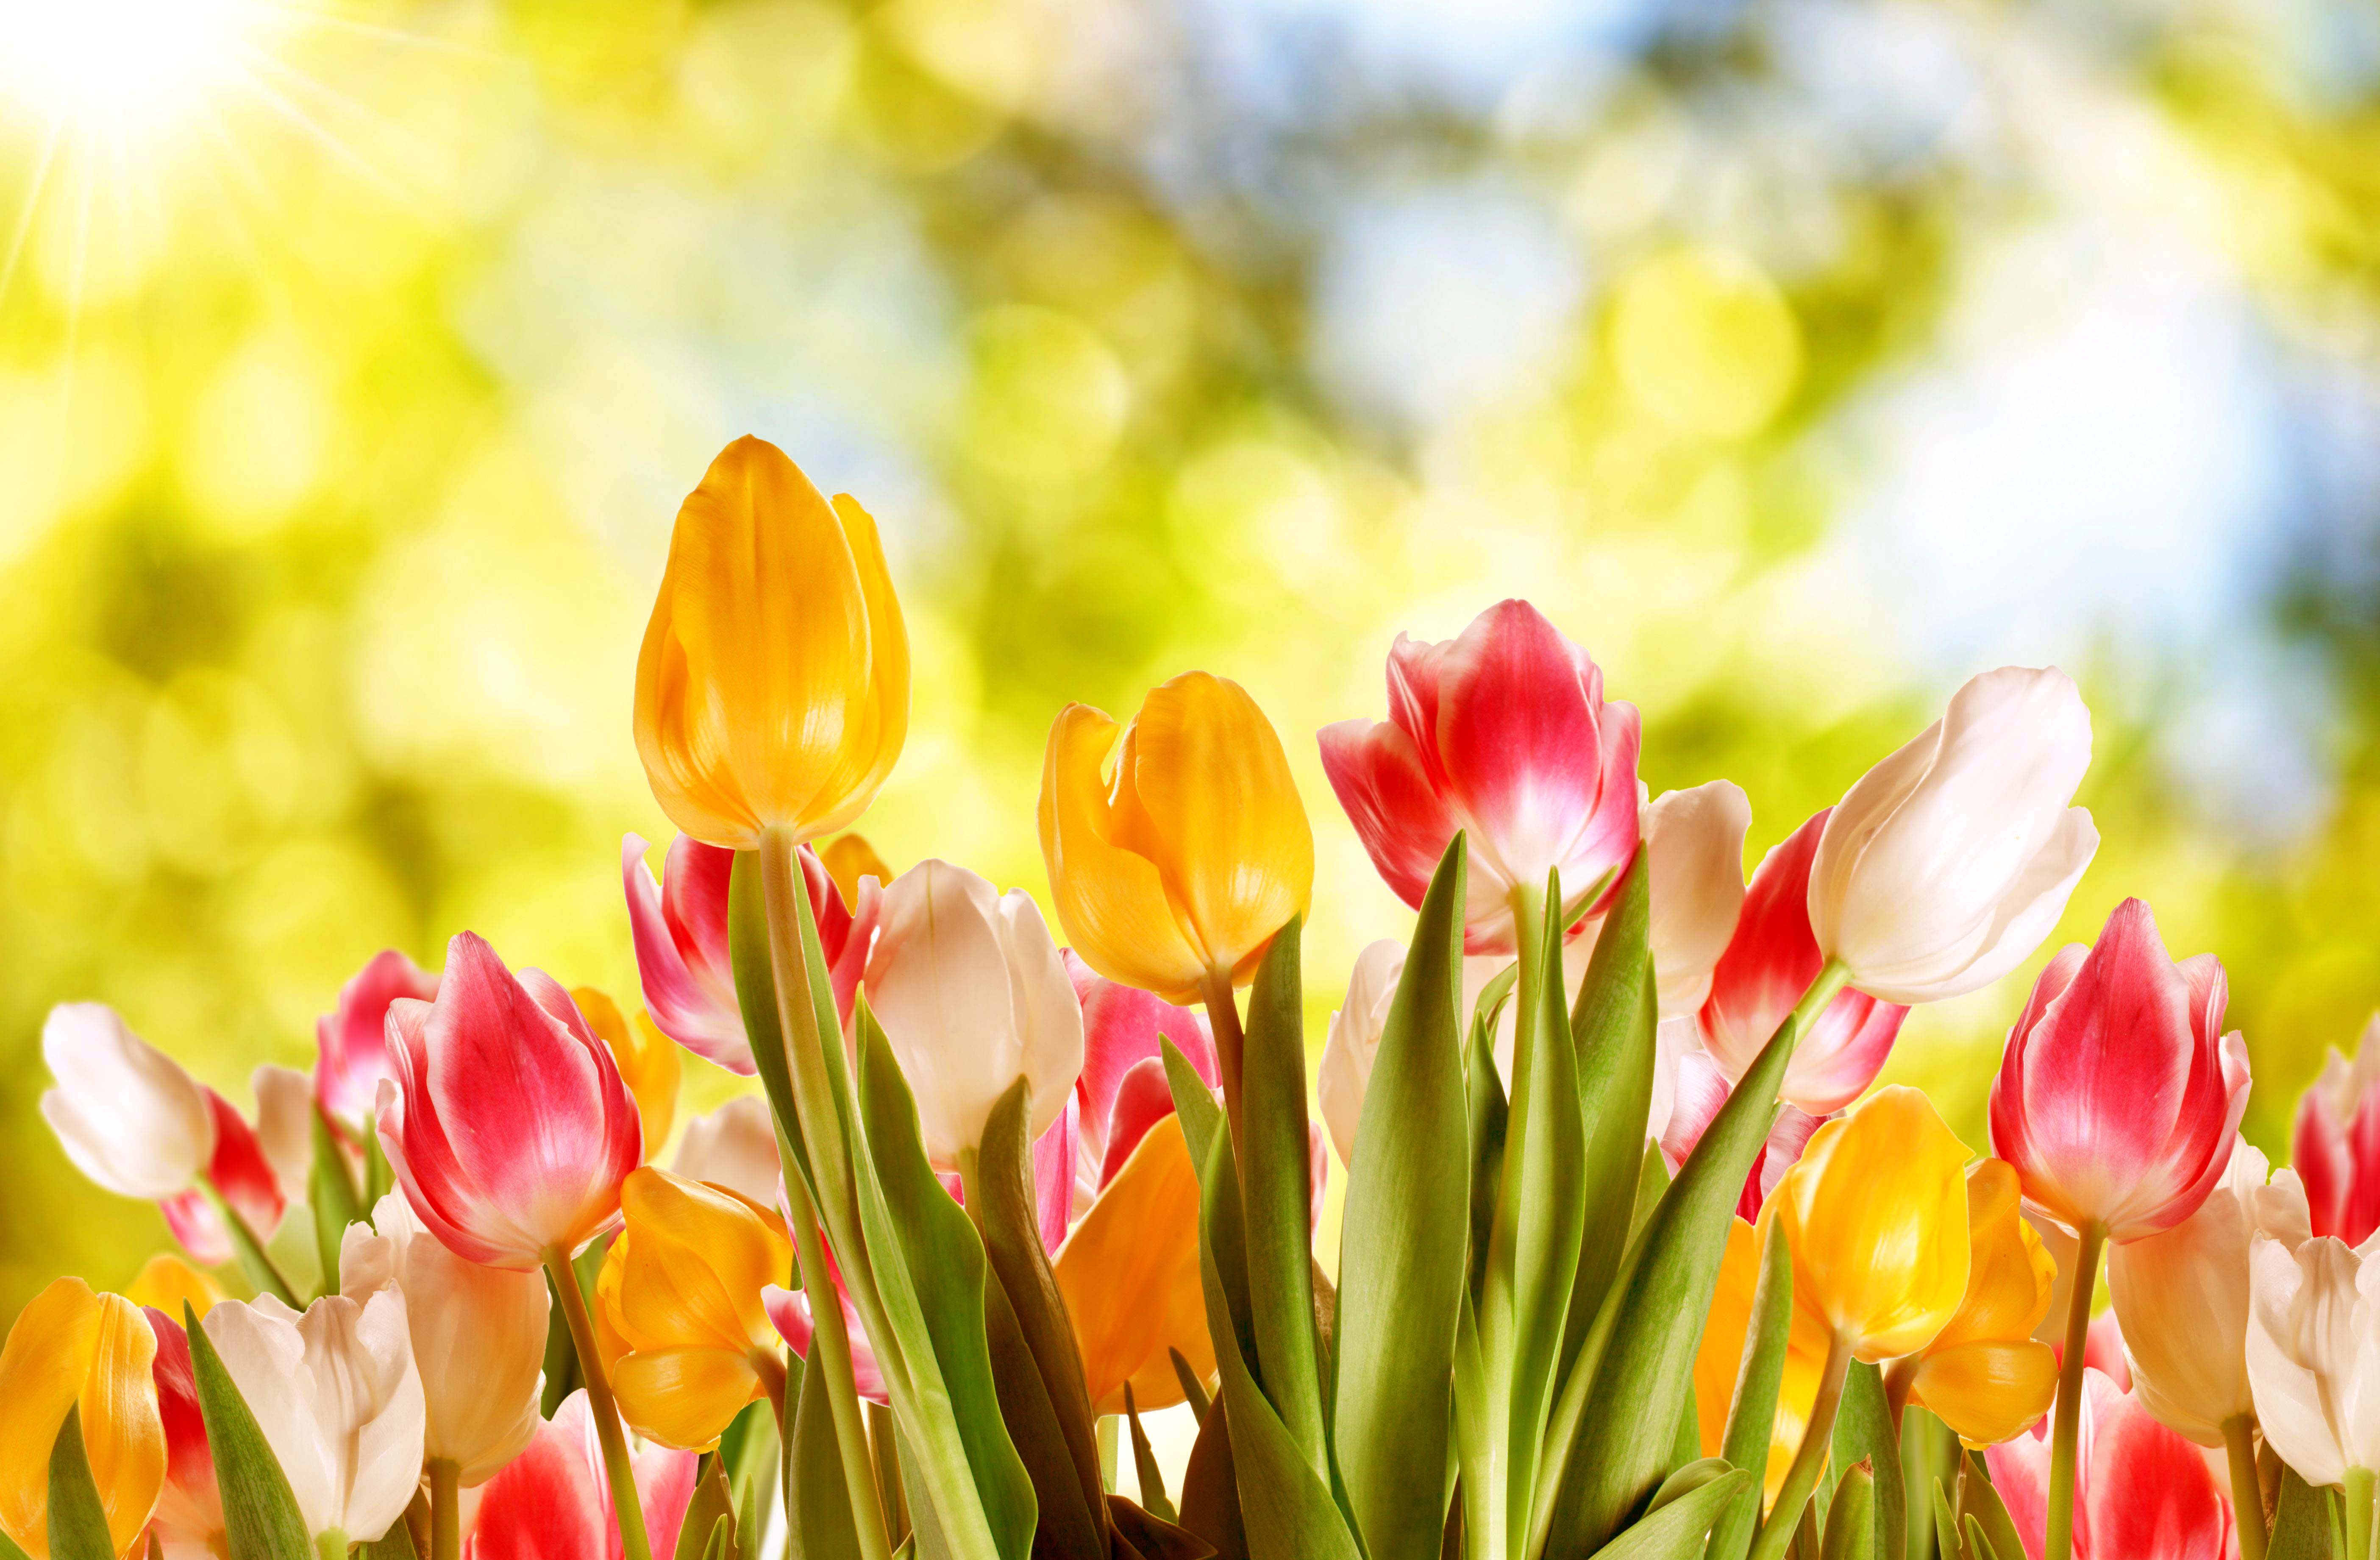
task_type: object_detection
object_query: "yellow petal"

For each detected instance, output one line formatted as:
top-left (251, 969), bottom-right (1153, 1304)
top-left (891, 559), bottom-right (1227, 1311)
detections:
top-left (611, 1168), bottom-right (790, 1354)
top-left (1691, 1219), bottom-right (1831, 1504)
top-left (1039, 702), bottom-right (1209, 1000)
top-left (801, 496), bottom-right (910, 841)
top-left (611, 1346), bottom-right (762, 1454)
top-left (0, 1280), bottom-right (164, 1560)
top-left (1910, 1338), bottom-right (2059, 1447)
top-left (125, 1255), bottom-right (225, 1320)
top-left (1925, 1159), bottom-right (2057, 1355)
top-left (81, 1294), bottom-right (164, 1559)
top-left (823, 833), bottom-right (893, 903)
top-left (575, 987), bottom-right (681, 1162)
top-left (1053, 1115), bottom-right (1210, 1412)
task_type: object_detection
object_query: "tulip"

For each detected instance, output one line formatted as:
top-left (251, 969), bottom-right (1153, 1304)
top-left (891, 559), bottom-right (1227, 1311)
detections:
top-left (142, 1308), bottom-right (222, 1559)
top-left (1892, 1159), bottom-right (2061, 1447)
top-left (823, 833), bottom-right (892, 904)
top-left (2244, 1234), bottom-right (2380, 1494)
top-left (594, 1168), bottom-right (793, 1452)
top-left (126, 1256), bottom-right (224, 1321)
top-left (41, 1003), bottom-right (214, 1201)
top-left (1699, 809), bottom-right (1907, 1115)
top-left (204, 1286), bottom-right (425, 1544)
top-left (623, 831), bottom-right (877, 1075)
top-left (1642, 779), bottom-right (1752, 1015)
top-left (1318, 599), bottom-right (1641, 954)
top-left (1660, 1050), bottom-right (1824, 1220)
top-left (862, 860), bottom-right (1083, 1170)
top-left (1065, 950), bottom-right (1217, 1209)
top-left (0, 1279), bottom-right (164, 1560)
top-left (672, 1095), bottom-right (784, 1210)
top-left (2292, 1016), bottom-right (2380, 1245)
top-left (1807, 666), bottom-right (2098, 1005)
top-left (1039, 671), bottom-right (1312, 1005)
top-left (573, 986), bottom-right (681, 1165)
top-left (1319, 939), bottom-right (1402, 1170)
top-left (1051, 1114), bottom-right (1214, 1414)
top-left (463, 1390), bottom-right (699, 1560)
top-left (158, 1084), bottom-right (290, 1272)
top-left (1691, 1217), bottom-right (1831, 1501)
top-left (317, 950), bottom-right (440, 1126)
top-left (633, 435), bottom-right (908, 853)
top-left (1988, 1369), bottom-right (2236, 1560)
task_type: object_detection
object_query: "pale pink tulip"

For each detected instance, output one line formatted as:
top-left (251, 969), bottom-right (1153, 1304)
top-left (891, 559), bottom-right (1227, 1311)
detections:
top-left (1660, 1049), bottom-right (1825, 1219)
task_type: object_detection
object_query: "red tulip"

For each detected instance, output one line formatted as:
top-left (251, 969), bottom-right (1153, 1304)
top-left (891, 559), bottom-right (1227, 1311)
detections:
top-left (1320, 599), bottom-right (1642, 953)
top-left (1986, 1369), bottom-right (2237, 1560)
top-left (1696, 808), bottom-right (1907, 1114)
top-left (2291, 1020), bottom-right (2380, 1245)
top-left (1989, 899), bottom-right (2249, 1242)
top-left (465, 1390), bottom-right (698, 1560)
top-left (317, 950), bottom-right (440, 1126)
top-left (623, 833), bottom-right (876, 1076)
top-left (377, 933), bottom-right (644, 1270)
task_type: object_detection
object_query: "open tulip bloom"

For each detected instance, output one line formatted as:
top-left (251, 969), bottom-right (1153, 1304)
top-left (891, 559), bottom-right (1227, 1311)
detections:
top-left (51, 431), bottom-right (2380, 1560)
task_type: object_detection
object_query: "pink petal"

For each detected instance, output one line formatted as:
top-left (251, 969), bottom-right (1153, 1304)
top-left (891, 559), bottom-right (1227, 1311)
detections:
top-left (315, 949), bottom-right (439, 1125)
top-left (1099, 1059), bottom-right (1179, 1190)
top-left (2295, 1086), bottom-right (2354, 1241)
top-left (1987, 1418), bottom-right (2054, 1560)
top-left (625, 835), bottom-right (751, 1074)
top-left (467, 1395), bottom-right (609, 1560)
top-left (160, 1189), bottom-right (231, 1267)
top-left (1032, 1096), bottom-right (1077, 1255)
top-left (764, 1281), bottom-right (888, 1404)
top-left (630, 1443), bottom-right (701, 1560)
top-left (2082, 1371), bottom-right (2235, 1560)
top-left (143, 1308), bottom-right (220, 1532)
top-left (1319, 716), bottom-right (1465, 916)
top-left (200, 1088), bottom-right (286, 1241)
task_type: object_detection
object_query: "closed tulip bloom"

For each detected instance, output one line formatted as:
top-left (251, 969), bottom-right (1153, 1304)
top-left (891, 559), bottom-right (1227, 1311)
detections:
top-left (1040, 671), bottom-right (1313, 1002)
top-left (142, 1308), bottom-right (222, 1559)
top-left (2293, 1017), bottom-right (2380, 1245)
top-left (2243, 1233), bottom-right (2380, 1488)
top-left (1769, 1085), bottom-right (1972, 1361)
top-left (1897, 1159), bottom-right (2061, 1446)
top-left (340, 1195), bottom-right (548, 1485)
top-left (1990, 898), bottom-right (2250, 1244)
top-left (40, 1003), bottom-right (214, 1201)
top-left (594, 1168), bottom-right (792, 1452)
top-left (1053, 1115), bottom-right (1214, 1414)
top-left (2110, 1141), bottom-right (2310, 1448)
top-left (634, 436), bottom-right (908, 852)
top-left (1692, 1217), bottom-right (1832, 1499)
top-left (0, 1279), bottom-right (164, 1560)
top-left (1699, 808), bottom-right (1908, 1115)
top-left (377, 932), bottom-right (643, 1270)
top-left (573, 987), bottom-right (680, 1165)
top-left (1807, 666), bottom-right (2098, 1005)
top-left (623, 832), bottom-right (877, 1075)
top-left (671, 1095), bottom-right (784, 1210)
top-left (865, 860), bottom-right (1083, 1167)
top-left (1988, 1369), bottom-right (2236, 1560)
top-left (317, 950), bottom-right (440, 1126)
top-left (1318, 599), bottom-right (1642, 954)
top-left (158, 1084), bottom-right (290, 1268)
top-left (465, 1390), bottom-right (699, 1560)
top-left (1643, 780), bottom-right (1752, 1015)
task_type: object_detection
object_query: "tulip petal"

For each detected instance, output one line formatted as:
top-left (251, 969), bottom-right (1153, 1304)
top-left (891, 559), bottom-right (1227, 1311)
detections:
top-left (467, 1395), bottom-right (610, 1560)
top-left (1319, 715), bottom-right (1466, 913)
top-left (316, 952), bottom-right (440, 1127)
top-left (625, 834), bottom-right (751, 1074)
top-left (802, 493), bottom-right (910, 842)
top-left (1642, 780), bottom-right (1751, 1016)
top-left (2080, 1370), bottom-right (2235, 1560)
top-left (1053, 1115), bottom-right (1210, 1413)
top-left (42, 1003), bottom-right (216, 1201)
top-left (611, 1347), bottom-right (762, 1454)
top-left (1912, 1340), bottom-right (2058, 1446)
top-left (1040, 702), bottom-right (1209, 999)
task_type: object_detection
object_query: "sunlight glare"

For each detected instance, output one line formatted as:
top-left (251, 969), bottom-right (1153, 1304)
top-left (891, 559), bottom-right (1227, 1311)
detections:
top-left (0, 0), bottom-right (254, 134)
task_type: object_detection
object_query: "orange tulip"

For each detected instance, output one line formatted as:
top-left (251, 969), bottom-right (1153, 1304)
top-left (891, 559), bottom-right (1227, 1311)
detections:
top-left (1693, 1217), bottom-right (1831, 1500)
top-left (574, 986), bottom-right (681, 1164)
top-left (0, 1278), bottom-right (165, 1560)
top-left (1899, 1159), bottom-right (2060, 1446)
top-left (1052, 1114), bottom-right (1214, 1413)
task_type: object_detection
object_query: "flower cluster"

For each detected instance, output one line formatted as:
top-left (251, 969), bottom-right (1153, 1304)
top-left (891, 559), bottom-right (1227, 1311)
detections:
top-left (8, 434), bottom-right (2366, 1560)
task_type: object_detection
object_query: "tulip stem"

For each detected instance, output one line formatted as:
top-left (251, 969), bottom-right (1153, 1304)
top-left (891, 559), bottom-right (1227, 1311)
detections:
top-left (198, 1174), bottom-right (301, 1305)
top-left (1747, 1331), bottom-right (1854, 1560)
top-left (2351, 1468), bottom-right (2376, 1560)
top-left (2222, 1416), bottom-right (2267, 1560)
top-left (315, 1531), bottom-right (350, 1560)
top-left (544, 1247), bottom-right (655, 1560)
top-left (2044, 1222), bottom-right (2106, 1560)
top-left (428, 1458), bottom-right (460, 1560)
top-left (781, 1164), bottom-right (898, 1560)
top-left (1197, 967), bottom-right (1246, 1149)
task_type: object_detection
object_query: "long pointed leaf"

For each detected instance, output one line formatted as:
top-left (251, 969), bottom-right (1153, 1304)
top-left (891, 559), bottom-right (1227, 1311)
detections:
top-left (790, 1345), bottom-right (865, 1560)
top-left (1563, 847), bottom-right (1656, 1376)
top-left (1705, 1219), bottom-right (1794, 1560)
top-left (2269, 1465), bottom-right (2337, 1560)
top-left (1234, 919), bottom-right (1326, 1470)
top-left (1125, 1384), bottom-right (1177, 1524)
top-left (1957, 1452), bottom-right (2022, 1560)
top-left (1170, 1348), bottom-right (1212, 1422)
top-left (1465, 1014), bottom-right (1509, 1306)
top-left (1178, 1391), bottom-right (1248, 1560)
top-left (44, 1408), bottom-right (114, 1560)
top-left (1830, 1364), bottom-right (1902, 1560)
top-left (184, 1301), bottom-right (310, 1560)
top-left (1583, 1469), bottom-right (1754, 1560)
top-left (309, 1106), bottom-right (365, 1296)
top-left (1822, 1465), bottom-right (1874, 1560)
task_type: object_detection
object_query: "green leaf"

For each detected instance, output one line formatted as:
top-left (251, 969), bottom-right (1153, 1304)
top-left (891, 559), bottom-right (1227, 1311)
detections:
top-left (1178, 1391), bottom-right (1248, 1560)
top-left (788, 1335), bottom-right (864, 1560)
top-left (1232, 917), bottom-right (1328, 1470)
top-left (1646, 1459), bottom-right (1732, 1513)
top-left (1956, 1451), bottom-right (2023, 1560)
top-left (44, 1407), bottom-right (115, 1560)
top-left (1707, 1212), bottom-right (1790, 1560)
top-left (1959, 1515), bottom-right (2003, 1560)
top-left (2269, 1465), bottom-right (2338, 1560)
top-left (1930, 1479), bottom-right (1962, 1560)
top-left (1333, 832), bottom-right (1470, 1560)
top-left (1579, 1468), bottom-right (1752, 1560)
top-left (1628, 1140), bottom-right (1670, 1246)
top-left (1473, 962), bottom-right (1520, 1042)
top-left (720, 1396), bottom-right (781, 1553)
top-left (309, 1106), bottom-right (366, 1297)
top-left (363, 1130), bottom-right (394, 1210)
top-left (700, 1516), bottom-right (735, 1560)
top-left (1562, 847), bottom-right (1657, 1378)
top-left (1464, 1011), bottom-right (1509, 1306)
top-left (1820, 1464), bottom-right (1873, 1560)
top-left (1126, 1384), bottom-right (1177, 1524)
top-left (1170, 1347), bottom-right (1212, 1422)
top-left (1897, 1407), bottom-right (1954, 1560)
top-left (354, 1511), bottom-right (420, 1560)
top-left (1108, 1493), bottom-right (1218, 1560)
top-left (183, 1301), bottom-right (311, 1560)
top-left (674, 1457), bottom-right (738, 1560)
top-left (1829, 1364), bottom-right (1902, 1560)
top-left (0, 1521), bottom-right (28, 1560)
top-left (1171, 1041), bottom-right (1259, 1393)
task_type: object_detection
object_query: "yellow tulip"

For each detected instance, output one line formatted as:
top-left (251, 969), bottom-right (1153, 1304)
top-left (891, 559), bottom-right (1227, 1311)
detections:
top-left (574, 986), bottom-right (681, 1163)
top-left (0, 1278), bottom-right (165, 1560)
top-left (634, 436), bottom-right (909, 852)
top-left (1693, 1218), bottom-right (1832, 1501)
top-left (124, 1255), bottom-right (224, 1320)
top-left (1899, 1158), bottom-right (2060, 1446)
top-left (1038, 672), bottom-right (1313, 1003)
top-left (1768, 1085), bottom-right (1972, 1361)
top-left (822, 833), bottom-right (892, 904)
top-left (595, 1167), bottom-right (792, 1452)
top-left (1052, 1114), bottom-right (1214, 1414)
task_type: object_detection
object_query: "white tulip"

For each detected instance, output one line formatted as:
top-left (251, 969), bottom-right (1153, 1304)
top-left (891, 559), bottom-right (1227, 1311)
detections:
top-left (2110, 1139), bottom-right (2311, 1446)
top-left (340, 1195), bottom-right (547, 1485)
top-left (1641, 780), bottom-right (1752, 1016)
top-left (39, 1003), bottom-right (215, 1200)
top-left (672, 1095), bottom-right (784, 1209)
top-left (2244, 1232), bottom-right (2380, 1488)
top-left (204, 1284), bottom-right (427, 1542)
top-left (252, 1064), bottom-right (315, 1201)
top-left (864, 860), bottom-right (1084, 1168)
top-left (1806, 666), bottom-right (2098, 1004)
top-left (1319, 940), bottom-right (1404, 1168)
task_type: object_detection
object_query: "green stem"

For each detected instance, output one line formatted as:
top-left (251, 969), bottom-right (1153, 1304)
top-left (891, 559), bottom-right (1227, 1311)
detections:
top-left (544, 1247), bottom-right (653, 1560)
top-left (2045, 1223), bottom-right (2107, 1560)
top-left (1098, 1414), bottom-right (1120, 1495)
top-left (1196, 967), bottom-right (1247, 1152)
top-left (315, 1531), bottom-right (350, 1560)
top-left (781, 1162), bottom-right (897, 1560)
top-left (2223, 1416), bottom-right (2267, 1560)
top-left (1748, 1332), bottom-right (1854, 1560)
top-left (200, 1174), bottom-right (302, 1305)
top-left (2350, 1468), bottom-right (2374, 1560)
top-left (1476, 878), bottom-right (1549, 1560)
top-left (428, 1459), bottom-right (460, 1560)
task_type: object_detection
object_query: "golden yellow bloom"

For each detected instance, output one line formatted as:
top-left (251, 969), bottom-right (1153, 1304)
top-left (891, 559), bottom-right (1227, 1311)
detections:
top-left (1693, 1217), bottom-right (1831, 1500)
top-left (1052, 1115), bottom-right (1214, 1413)
top-left (0, 1278), bottom-right (165, 1560)
top-left (822, 833), bottom-right (892, 904)
top-left (595, 1167), bottom-right (792, 1452)
top-left (1900, 1158), bottom-right (2060, 1446)
top-left (123, 1255), bottom-right (223, 1320)
top-left (574, 986), bottom-right (681, 1163)
top-left (1767, 1084), bottom-right (1972, 1361)
top-left (634, 436), bottom-right (909, 851)
top-left (1038, 672), bottom-right (1313, 1001)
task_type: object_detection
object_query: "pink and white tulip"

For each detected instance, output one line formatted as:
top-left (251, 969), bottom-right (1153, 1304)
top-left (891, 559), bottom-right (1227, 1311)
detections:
top-left (1986, 1368), bottom-right (2237, 1560)
top-left (157, 1085), bottom-right (290, 1268)
top-left (41, 1003), bottom-right (214, 1201)
top-left (625, 832), bottom-right (876, 1076)
top-left (1809, 666), bottom-right (2099, 1005)
top-left (2292, 1016), bottom-right (2380, 1246)
top-left (464, 1390), bottom-right (698, 1560)
top-left (1320, 599), bottom-right (1642, 954)
top-left (1989, 898), bottom-right (2250, 1242)
top-left (1319, 940), bottom-right (1402, 1170)
top-left (1066, 951), bottom-right (1216, 1208)
top-left (377, 932), bottom-right (644, 1269)
top-left (317, 950), bottom-right (441, 1126)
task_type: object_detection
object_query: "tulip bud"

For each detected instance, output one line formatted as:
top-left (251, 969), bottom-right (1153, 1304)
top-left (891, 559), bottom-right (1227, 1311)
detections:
top-left (1642, 780), bottom-right (1752, 1016)
top-left (2244, 1233), bottom-right (2380, 1488)
top-left (143, 1307), bottom-right (224, 1557)
top-left (0, 1279), bottom-right (165, 1560)
top-left (1319, 599), bottom-right (1641, 954)
top-left (316, 950), bottom-right (440, 1127)
top-left (40, 1003), bottom-right (214, 1201)
top-left (376, 932), bottom-right (643, 1270)
top-left (1899, 1159), bottom-right (2060, 1446)
top-left (1040, 671), bottom-right (1312, 1002)
top-left (2292, 1015), bottom-right (2380, 1245)
top-left (634, 436), bottom-right (909, 852)
top-left (595, 1168), bottom-right (793, 1451)
top-left (863, 860), bottom-right (1082, 1168)
top-left (1052, 1115), bottom-right (1213, 1414)
top-left (1807, 666), bottom-right (2098, 1004)
top-left (1989, 898), bottom-right (2250, 1243)
top-left (1986, 1368), bottom-right (2236, 1560)
top-left (572, 986), bottom-right (681, 1165)
top-left (156, 1084), bottom-right (290, 1269)
top-left (465, 1390), bottom-right (699, 1558)
top-left (672, 1095), bottom-right (784, 1210)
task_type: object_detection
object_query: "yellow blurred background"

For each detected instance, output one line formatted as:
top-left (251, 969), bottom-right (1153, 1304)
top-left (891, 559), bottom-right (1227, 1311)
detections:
top-left (4, 0), bottom-right (2378, 1321)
